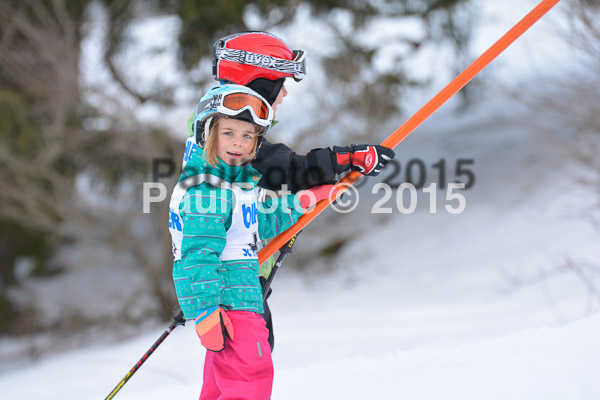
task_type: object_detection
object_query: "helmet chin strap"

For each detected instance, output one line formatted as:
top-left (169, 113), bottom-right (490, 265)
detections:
top-left (199, 117), bottom-right (214, 146)
top-left (253, 134), bottom-right (265, 161)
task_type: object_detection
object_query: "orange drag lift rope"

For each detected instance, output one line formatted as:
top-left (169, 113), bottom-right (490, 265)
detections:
top-left (258, 0), bottom-right (562, 264)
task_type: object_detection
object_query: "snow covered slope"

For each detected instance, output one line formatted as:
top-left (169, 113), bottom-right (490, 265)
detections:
top-left (1, 93), bottom-right (599, 399)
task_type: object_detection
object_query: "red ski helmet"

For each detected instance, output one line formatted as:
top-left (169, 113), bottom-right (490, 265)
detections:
top-left (213, 31), bottom-right (306, 85)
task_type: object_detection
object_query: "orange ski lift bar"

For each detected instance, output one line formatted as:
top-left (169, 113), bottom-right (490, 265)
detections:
top-left (258, 0), bottom-right (562, 264)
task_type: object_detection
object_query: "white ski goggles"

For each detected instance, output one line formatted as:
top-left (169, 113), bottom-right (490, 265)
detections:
top-left (196, 91), bottom-right (274, 128)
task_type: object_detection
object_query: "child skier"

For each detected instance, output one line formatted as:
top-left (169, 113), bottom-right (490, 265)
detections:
top-left (169, 83), bottom-right (333, 400)
top-left (208, 31), bottom-right (396, 351)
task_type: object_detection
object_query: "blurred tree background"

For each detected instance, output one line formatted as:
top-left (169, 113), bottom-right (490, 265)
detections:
top-left (0, 0), bottom-right (477, 341)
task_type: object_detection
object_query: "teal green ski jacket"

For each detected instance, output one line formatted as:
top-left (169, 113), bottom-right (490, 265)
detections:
top-left (169, 145), bottom-right (304, 320)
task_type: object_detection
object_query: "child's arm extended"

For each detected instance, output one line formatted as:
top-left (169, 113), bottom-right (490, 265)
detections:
top-left (257, 193), bottom-right (303, 240)
top-left (258, 185), bottom-right (336, 239)
top-left (179, 184), bottom-right (232, 309)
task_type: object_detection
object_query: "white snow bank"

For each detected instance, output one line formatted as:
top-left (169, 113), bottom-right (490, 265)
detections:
top-left (273, 313), bottom-right (600, 400)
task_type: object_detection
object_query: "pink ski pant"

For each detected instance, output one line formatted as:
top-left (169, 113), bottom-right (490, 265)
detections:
top-left (200, 310), bottom-right (273, 400)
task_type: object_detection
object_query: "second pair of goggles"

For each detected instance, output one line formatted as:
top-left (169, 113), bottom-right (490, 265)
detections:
top-left (195, 85), bottom-right (274, 128)
top-left (215, 46), bottom-right (307, 82)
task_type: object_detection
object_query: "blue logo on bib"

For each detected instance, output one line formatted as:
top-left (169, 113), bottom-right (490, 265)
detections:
top-left (183, 140), bottom-right (197, 163)
top-left (169, 208), bottom-right (182, 231)
top-left (242, 203), bottom-right (258, 228)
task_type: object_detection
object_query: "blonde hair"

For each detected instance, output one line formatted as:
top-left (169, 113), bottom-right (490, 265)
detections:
top-left (203, 116), bottom-right (262, 167)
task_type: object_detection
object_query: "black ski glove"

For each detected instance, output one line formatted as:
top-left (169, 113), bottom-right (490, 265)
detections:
top-left (333, 144), bottom-right (395, 176)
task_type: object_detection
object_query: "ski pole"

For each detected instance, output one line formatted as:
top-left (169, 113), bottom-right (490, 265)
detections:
top-left (104, 310), bottom-right (186, 400)
top-left (258, 0), bottom-right (561, 265)
top-left (262, 232), bottom-right (301, 301)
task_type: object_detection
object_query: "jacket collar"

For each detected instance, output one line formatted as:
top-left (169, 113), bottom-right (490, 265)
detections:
top-left (184, 147), bottom-right (261, 188)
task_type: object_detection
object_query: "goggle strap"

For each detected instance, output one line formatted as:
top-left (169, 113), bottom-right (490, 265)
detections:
top-left (216, 48), bottom-right (306, 79)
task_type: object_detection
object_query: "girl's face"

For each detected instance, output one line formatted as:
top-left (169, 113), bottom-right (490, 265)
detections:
top-left (216, 118), bottom-right (258, 166)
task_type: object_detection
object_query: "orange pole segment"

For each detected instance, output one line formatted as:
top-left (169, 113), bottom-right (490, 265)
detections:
top-left (258, 0), bottom-right (561, 264)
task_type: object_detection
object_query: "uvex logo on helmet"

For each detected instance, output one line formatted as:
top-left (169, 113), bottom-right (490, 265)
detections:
top-left (244, 53), bottom-right (277, 68)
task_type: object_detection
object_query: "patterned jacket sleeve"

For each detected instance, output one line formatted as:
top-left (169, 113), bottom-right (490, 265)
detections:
top-left (257, 193), bottom-right (304, 240)
top-left (177, 183), bottom-right (232, 314)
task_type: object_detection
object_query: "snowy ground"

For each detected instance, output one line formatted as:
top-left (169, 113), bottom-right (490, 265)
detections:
top-left (2, 94), bottom-right (599, 399)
